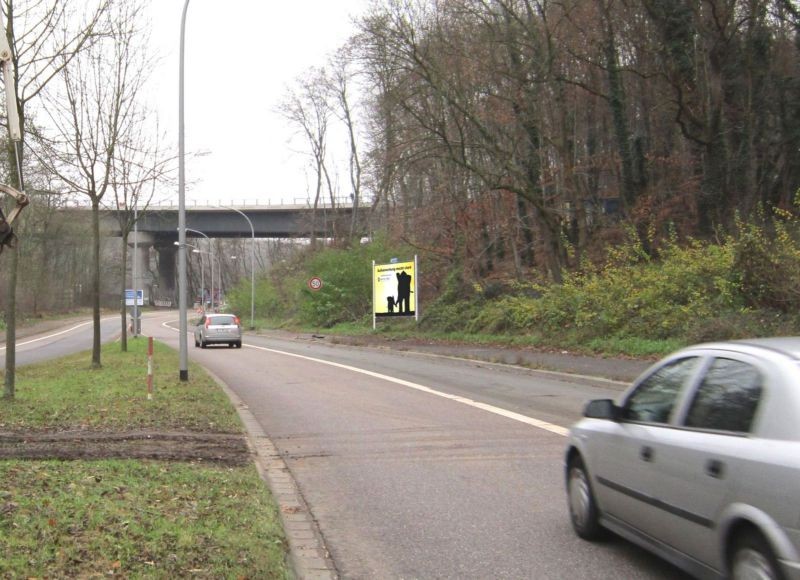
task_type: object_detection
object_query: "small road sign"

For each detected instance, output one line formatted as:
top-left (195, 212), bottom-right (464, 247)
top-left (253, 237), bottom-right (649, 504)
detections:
top-left (308, 277), bottom-right (323, 291)
top-left (125, 289), bottom-right (144, 306)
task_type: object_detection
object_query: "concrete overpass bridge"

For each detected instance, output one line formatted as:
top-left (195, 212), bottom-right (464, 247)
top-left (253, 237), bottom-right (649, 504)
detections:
top-left (93, 201), bottom-right (356, 305)
top-left (102, 201), bottom-right (354, 240)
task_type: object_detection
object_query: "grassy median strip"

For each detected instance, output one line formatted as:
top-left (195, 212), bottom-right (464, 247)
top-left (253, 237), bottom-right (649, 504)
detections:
top-left (0, 339), bottom-right (290, 579)
top-left (0, 339), bottom-right (242, 432)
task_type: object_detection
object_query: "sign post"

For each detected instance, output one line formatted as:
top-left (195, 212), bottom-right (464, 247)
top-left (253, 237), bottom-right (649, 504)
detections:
top-left (125, 289), bottom-right (144, 335)
top-left (146, 336), bottom-right (154, 400)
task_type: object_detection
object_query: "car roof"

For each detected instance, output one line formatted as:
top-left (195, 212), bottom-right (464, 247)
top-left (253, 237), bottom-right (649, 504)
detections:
top-left (691, 337), bottom-right (800, 361)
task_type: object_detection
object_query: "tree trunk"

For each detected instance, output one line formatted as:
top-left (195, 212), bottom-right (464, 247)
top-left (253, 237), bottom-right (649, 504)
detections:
top-left (602, 2), bottom-right (638, 212)
top-left (516, 196), bottom-right (534, 268)
top-left (91, 197), bottom-right (101, 368)
top-left (533, 207), bottom-right (564, 284)
top-left (120, 232), bottom-right (128, 352)
top-left (3, 127), bottom-right (22, 398)
top-left (3, 244), bottom-right (18, 399)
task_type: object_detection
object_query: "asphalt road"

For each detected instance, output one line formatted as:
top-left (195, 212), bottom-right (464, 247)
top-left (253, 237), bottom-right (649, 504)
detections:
top-left (0, 315), bottom-right (122, 367)
top-left (138, 312), bottom-right (685, 580)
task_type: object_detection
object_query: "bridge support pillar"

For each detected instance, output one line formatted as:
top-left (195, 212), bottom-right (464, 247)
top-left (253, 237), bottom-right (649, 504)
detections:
top-left (154, 243), bottom-right (177, 307)
top-left (128, 233), bottom-right (154, 304)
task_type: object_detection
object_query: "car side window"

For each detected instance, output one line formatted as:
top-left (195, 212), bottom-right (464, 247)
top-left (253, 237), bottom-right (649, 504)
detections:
top-left (622, 357), bottom-right (699, 424)
top-left (683, 358), bottom-right (762, 433)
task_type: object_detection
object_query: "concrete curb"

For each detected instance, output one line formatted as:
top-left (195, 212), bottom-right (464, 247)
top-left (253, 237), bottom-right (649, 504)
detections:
top-left (207, 369), bottom-right (339, 580)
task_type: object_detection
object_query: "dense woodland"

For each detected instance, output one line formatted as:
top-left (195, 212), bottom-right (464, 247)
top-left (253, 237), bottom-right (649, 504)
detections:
top-left (341, 0), bottom-right (800, 287)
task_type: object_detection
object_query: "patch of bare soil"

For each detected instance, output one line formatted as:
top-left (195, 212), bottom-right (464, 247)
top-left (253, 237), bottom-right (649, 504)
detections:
top-left (0, 430), bottom-right (251, 466)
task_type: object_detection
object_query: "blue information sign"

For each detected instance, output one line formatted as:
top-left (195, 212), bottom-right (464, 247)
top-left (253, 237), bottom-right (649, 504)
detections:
top-left (125, 289), bottom-right (144, 306)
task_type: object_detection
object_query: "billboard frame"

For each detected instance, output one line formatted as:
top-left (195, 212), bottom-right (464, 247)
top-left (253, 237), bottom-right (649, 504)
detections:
top-left (372, 255), bottom-right (418, 329)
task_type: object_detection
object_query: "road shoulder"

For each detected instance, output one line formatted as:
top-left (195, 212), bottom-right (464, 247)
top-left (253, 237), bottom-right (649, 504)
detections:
top-left (205, 367), bottom-right (339, 580)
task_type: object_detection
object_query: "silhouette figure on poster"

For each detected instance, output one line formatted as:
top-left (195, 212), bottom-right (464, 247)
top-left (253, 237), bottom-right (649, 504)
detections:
top-left (387, 295), bottom-right (396, 313)
top-left (396, 270), bottom-right (412, 313)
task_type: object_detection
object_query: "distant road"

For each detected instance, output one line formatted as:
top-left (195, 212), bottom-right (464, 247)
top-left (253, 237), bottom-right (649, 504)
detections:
top-left (2, 315), bottom-right (121, 367)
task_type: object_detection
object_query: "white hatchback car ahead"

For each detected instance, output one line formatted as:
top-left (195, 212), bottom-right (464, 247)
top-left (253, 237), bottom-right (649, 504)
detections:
top-left (565, 338), bottom-right (800, 580)
top-left (193, 313), bottom-right (242, 349)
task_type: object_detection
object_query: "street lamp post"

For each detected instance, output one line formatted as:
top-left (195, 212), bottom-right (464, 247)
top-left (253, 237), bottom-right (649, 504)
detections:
top-left (177, 0), bottom-right (191, 381)
top-left (174, 241), bottom-right (204, 312)
top-left (194, 249), bottom-right (205, 310)
top-left (132, 203), bottom-right (139, 337)
top-left (186, 227), bottom-right (214, 311)
top-left (221, 205), bottom-right (255, 329)
top-left (193, 249), bottom-right (221, 311)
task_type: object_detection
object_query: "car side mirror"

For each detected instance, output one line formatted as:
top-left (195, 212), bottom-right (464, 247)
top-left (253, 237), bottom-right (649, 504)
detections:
top-left (583, 399), bottom-right (620, 421)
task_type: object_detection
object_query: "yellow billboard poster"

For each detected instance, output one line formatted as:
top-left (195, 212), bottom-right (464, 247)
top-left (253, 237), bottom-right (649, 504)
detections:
top-left (373, 257), bottom-right (418, 326)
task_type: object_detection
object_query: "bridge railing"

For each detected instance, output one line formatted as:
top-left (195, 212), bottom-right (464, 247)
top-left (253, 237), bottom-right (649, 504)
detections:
top-left (61, 196), bottom-right (356, 210)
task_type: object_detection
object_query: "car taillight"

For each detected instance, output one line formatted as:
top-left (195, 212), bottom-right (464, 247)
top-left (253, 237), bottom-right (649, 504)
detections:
top-left (234, 317), bottom-right (240, 326)
top-left (205, 319), bottom-right (211, 328)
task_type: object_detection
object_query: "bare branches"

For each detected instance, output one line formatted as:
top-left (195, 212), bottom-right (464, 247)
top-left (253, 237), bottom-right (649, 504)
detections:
top-left (6, 0), bottom-right (113, 106)
top-left (31, 0), bottom-right (153, 368)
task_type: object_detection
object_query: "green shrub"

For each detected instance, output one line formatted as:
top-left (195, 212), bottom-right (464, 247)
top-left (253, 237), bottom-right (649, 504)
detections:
top-left (235, 236), bottom-right (415, 329)
top-left (420, 301), bottom-right (483, 333)
top-left (227, 277), bottom-right (285, 322)
top-left (298, 248), bottom-right (373, 327)
top-left (435, 231), bottom-right (744, 344)
top-left (732, 208), bottom-right (800, 312)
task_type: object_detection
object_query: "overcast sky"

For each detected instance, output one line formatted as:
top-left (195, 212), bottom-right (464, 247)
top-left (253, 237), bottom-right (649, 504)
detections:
top-left (148, 0), bottom-right (370, 206)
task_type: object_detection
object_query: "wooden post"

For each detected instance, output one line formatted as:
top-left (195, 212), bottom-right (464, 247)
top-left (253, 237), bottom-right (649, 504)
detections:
top-left (147, 336), bottom-right (154, 400)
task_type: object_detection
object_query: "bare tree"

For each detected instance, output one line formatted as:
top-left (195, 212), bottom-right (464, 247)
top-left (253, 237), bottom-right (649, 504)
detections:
top-left (111, 111), bottom-right (174, 352)
top-left (280, 67), bottom-right (335, 247)
top-left (330, 47), bottom-right (365, 242)
top-left (3, 0), bottom-right (112, 398)
top-left (36, 1), bottom-right (146, 368)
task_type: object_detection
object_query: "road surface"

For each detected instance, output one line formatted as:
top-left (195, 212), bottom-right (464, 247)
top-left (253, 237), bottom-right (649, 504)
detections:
top-left (139, 311), bottom-right (684, 580)
top-left (1, 315), bottom-right (121, 367)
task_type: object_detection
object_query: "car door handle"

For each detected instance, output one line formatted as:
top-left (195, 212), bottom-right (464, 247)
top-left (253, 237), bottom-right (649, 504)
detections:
top-left (705, 459), bottom-right (725, 479)
top-left (640, 446), bottom-right (654, 462)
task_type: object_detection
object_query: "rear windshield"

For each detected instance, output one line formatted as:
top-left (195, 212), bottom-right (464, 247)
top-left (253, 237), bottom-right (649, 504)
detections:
top-left (209, 316), bottom-right (236, 325)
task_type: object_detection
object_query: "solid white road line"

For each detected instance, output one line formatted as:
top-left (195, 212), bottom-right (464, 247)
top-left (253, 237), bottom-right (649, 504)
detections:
top-left (244, 342), bottom-right (569, 437)
top-left (0, 320), bottom-right (94, 351)
top-left (161, 319), bottom-right (568, 437)
top-left (0, 316), bottom-right (132, 352)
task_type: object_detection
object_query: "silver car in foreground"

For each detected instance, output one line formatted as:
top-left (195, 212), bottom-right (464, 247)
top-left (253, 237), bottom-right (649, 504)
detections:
top-left (565, 338), bottom-right (800, 580)
top-left (193, 313), bottom-right (242, 348)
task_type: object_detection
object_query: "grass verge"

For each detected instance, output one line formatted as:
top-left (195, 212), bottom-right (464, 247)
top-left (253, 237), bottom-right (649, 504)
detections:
top-left (1, 339), bottom-right (241, 432)
top-left (0, 339), bottom-right (290, 579)
top-left (282, 318), bottom-right (682, 358)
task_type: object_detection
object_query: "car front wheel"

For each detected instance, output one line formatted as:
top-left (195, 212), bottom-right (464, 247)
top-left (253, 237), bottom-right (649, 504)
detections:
top-left (567, 454), bottom-right (604, 540)
top-left (730, 531), bottom-right (784, 580)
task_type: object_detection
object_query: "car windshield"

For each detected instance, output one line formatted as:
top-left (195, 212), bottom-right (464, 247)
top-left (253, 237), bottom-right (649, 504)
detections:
top-left (209, 316), bottom-right (236, 326)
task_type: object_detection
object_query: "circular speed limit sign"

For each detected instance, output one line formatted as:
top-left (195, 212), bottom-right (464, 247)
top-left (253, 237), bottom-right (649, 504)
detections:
top-left (308, 277), bottom-right (323, 291)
